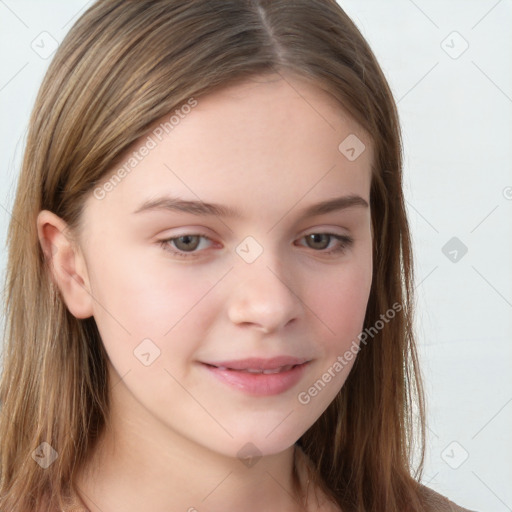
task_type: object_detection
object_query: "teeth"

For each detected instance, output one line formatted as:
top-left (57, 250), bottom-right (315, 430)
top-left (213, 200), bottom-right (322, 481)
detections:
top-left (213, 364), bottom-right (299, 373)
top-left (246, 367), bottom-right (282, 374)
top-left (263, 368), bottom-right (282, 374)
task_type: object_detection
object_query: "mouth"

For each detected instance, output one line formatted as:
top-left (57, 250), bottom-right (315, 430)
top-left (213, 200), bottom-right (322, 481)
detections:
top-left (203, 363), bottom-right (302, 374)
top-left (202, 356), bottom-right (310, 371)
top-left (199, 357), bottom-right (311, 396)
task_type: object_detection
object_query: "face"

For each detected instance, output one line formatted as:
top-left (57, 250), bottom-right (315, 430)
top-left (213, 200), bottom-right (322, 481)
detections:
top-left (66, 73), bottom-right (373, 458)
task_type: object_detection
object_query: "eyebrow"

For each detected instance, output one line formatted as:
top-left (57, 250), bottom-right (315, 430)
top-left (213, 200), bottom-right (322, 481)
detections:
top-left (132, 194), bottom-right (369, 219)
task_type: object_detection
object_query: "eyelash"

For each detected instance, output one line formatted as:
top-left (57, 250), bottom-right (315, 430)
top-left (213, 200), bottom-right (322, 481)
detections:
top-left (158, 233), bottom-right (354, 259)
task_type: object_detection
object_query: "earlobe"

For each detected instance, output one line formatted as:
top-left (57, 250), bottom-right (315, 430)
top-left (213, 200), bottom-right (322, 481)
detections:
top-left (36, 210), bottom-right (94, 319)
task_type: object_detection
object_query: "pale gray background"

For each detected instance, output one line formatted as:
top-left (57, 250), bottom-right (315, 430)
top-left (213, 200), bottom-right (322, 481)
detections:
top-left (1, 1), bottom-right (511, 510)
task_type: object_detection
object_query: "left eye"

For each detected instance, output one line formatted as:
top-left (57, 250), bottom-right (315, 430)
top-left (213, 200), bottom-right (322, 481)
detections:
top-left (297, 233), bottom-right (353, 255)
top-left (158, 233), bottom-right (353, 259)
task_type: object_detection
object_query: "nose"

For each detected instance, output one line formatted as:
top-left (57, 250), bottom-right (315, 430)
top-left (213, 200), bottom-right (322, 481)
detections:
top-left (226, 256), bottom-right (303, 334)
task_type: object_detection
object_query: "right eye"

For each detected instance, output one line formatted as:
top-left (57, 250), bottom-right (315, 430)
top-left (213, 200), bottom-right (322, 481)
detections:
top-left (158, 234), bottom-right (214, 259)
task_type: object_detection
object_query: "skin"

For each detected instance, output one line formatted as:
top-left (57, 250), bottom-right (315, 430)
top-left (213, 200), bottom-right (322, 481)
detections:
top-left (37, 72), bottom-right (374, 512)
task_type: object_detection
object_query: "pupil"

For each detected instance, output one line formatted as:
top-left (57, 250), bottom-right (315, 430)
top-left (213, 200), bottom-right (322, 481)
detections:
top-left (178, 235), bottom-right (197, 250)
top-left (310, 234), bottom-right (327, 249)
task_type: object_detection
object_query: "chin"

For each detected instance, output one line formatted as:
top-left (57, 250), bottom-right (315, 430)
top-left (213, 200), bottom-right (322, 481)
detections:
top-left (209, 422), bottom-right (310, 460)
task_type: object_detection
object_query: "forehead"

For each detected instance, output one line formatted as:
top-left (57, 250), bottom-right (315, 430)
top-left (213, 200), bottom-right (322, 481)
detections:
top-left (86, 73), bottom-right (373, 224)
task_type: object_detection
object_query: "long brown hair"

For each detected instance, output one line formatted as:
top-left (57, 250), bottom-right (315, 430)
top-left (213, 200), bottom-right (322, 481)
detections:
top-left (0, 1), bottom-right (427, 510)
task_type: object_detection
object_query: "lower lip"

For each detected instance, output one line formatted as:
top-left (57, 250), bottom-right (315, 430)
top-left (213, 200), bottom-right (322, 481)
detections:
top-left (201, 362), bottom-right (309, 396)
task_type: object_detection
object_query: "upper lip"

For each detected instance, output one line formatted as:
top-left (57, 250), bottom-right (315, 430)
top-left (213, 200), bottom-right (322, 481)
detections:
top-left (202, 356), bottom-right (310, 371)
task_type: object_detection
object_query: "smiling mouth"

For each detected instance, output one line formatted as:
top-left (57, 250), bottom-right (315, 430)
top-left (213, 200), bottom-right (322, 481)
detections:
top-left (200, 359), bottom-right (310, 396)
top-left (203, 363), bottom-right (301, 374)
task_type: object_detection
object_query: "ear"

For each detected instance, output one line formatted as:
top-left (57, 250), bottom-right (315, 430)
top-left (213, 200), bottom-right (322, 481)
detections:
top-left (36, 210), bottom-right (94, 319)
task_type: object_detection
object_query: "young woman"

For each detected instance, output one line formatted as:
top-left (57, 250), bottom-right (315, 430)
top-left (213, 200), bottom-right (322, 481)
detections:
top-left (0, 1), bottom-right (477, 511)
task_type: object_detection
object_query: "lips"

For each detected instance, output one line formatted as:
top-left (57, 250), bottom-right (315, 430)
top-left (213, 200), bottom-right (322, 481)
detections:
top-left (215, 365), bottom-right (296, 374)
top-left (200, 356), bottom-right (311, 396)
top-left (203, 356), bottom-right (309, 371)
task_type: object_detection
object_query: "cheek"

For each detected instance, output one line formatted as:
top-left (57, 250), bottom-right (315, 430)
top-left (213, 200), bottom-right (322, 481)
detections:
top-left (87, 246), bottom-right (222, 376)
top-left (88, 242), bottom-right (210, 332)
top-left (315, 258), bottom-right (371, 325)
top-left (294, 260), bottom-right (372, 414)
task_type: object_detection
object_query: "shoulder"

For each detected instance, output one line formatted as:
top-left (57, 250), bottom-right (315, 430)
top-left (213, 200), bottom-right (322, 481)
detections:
top-left (417, 483), bottom-right (478, 512)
